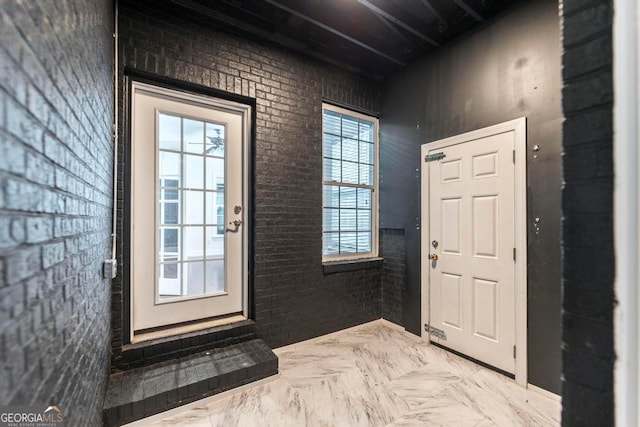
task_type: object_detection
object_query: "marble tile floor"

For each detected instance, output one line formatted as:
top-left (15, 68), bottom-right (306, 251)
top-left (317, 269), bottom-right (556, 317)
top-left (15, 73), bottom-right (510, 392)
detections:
top-left (129, 320), bottom-right (561, 427)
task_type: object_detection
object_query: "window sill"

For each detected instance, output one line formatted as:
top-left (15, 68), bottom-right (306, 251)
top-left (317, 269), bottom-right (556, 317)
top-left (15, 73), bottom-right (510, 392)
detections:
top-left (322, 257), bottom-right (384, 274)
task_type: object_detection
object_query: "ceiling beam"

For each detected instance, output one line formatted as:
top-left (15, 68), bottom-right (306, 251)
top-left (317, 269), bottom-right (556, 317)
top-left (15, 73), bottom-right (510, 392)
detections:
top-left (367, 6), bottom-right (412, 45)
top-left (452, 0), bottom-right (484, 22)
top-left (418, 0), bottom-right (449, 28)
top-left (263, 0), bottom-right (407, 66)
top-left (172, 0), bottom-right (388, 79)
top-left (357, 0), bottom-right (440, 47)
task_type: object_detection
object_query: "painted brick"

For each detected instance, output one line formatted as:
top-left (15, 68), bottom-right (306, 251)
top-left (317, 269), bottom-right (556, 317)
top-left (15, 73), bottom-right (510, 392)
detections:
top-left (380, 230), bottom-right (405, 326)
top-left (561, 0), bottom-right (614, 425)
top-left (0, 132), bottom-right (26, 175)
top-left (563, 3), bottom-right (611, 48)
top-left (42, 242), bottom-right (65, 269)
top-left (0, 0), bottom-right (113, 425)
top-left (112, 0), bottom-right (382, 353)
top-left (25, 216), bottom-right (54, 244)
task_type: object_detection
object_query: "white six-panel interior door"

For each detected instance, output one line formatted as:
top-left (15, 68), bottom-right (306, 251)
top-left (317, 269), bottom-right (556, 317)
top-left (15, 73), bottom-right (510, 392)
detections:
top-left (421, 118), bottom-right (527, 385)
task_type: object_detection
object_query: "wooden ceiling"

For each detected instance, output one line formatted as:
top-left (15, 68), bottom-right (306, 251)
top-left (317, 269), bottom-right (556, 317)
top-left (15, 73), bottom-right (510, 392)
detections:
top-left (170, 0), bottom-right (517, 81)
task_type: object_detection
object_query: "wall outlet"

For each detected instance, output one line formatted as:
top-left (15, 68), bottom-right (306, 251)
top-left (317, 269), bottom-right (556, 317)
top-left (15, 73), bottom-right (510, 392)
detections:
top-left (103, 259), bottom-right (117, 279)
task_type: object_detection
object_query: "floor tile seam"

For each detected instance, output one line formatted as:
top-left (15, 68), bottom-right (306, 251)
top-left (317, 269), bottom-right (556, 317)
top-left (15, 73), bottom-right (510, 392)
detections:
top-left (389, 375), bottom-right (467, 414)
top-left (281, 366), bottom-right (410, 425)
top-left (281, 361), bottom-right (403, 392)
top-left (439, 378), bottom-right (543, 427)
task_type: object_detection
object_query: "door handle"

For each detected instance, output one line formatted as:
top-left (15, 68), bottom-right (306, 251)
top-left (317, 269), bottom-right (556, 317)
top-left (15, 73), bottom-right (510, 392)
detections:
top-left (226, 219), bottom-right (242, 233)
top-left (428, 253), bottom-right (438, 261)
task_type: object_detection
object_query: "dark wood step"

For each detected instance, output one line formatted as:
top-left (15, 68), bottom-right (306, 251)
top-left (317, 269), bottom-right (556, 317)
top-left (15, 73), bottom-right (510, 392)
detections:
top-left (112, 319), bottom-right (258, 371)
top-left (103, 338), bottom-right (278, 426)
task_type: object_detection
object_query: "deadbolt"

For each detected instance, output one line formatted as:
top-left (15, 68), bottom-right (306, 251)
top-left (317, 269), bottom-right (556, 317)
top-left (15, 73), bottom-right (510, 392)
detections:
top-left (432, 240), bottom-right (438, 249)
top-left (234, 205), bottom-right (242, 215)
top-left (429, 254), bottom-right (438, 261)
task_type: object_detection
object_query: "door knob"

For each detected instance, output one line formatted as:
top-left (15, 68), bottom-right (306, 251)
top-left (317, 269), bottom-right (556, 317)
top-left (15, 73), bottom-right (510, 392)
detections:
top-left (429, 254), bottom-right (438, 261)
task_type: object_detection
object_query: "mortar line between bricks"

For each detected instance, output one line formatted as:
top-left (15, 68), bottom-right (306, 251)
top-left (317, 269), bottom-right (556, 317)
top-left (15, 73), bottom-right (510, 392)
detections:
top-left (562, 28), bottom-right (612, 51)
top-left (562, 102), bottom-right (613, 119)
top-left (3, 5), bottom-right (114, 150)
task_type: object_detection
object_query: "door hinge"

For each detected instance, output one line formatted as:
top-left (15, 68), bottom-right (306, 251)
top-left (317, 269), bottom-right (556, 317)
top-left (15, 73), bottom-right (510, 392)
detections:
top-left (513, 149), bottom-right (516, 164)
top-left (513, 248), bottom-right (516, 261)
top-left (513, 345), bottom-right (517, 359)
top-left (424, 323), bottom-right (447, 340)
top-left (425, 152), bottom-right (446, 163)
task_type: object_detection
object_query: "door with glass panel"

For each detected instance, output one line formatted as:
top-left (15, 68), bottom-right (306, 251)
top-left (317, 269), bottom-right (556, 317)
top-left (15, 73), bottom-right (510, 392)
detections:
top-left (131, 83), bottom-right (247, 332)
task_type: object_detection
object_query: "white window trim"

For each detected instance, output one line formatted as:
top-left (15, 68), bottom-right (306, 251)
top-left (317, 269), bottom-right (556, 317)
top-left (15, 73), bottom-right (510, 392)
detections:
top-left (322, 102), bottom-right (379, 262)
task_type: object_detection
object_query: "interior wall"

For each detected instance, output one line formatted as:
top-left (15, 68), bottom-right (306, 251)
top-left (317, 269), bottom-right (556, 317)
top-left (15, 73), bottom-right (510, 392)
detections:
top-left (561, 0), bottom-right (614, 424)
top-left (111, 0), bottom-right (383, 355)
top-left (380, 0), bottom-right (563, 393)
top-left (0, 0), bottom-right (114, 424)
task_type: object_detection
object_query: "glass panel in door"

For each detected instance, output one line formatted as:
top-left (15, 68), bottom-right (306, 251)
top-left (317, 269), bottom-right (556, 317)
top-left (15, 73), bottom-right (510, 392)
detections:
top-left (157, 113), bottom-right (226, 300)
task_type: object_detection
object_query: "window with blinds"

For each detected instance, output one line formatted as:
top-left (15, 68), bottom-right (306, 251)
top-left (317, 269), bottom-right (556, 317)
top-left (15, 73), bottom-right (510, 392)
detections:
top-left (322, 103), bottom-right (378, 259)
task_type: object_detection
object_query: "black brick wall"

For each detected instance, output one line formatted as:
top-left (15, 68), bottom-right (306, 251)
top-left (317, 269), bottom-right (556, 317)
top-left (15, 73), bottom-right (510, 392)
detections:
top-left (0, 1), bottom-right (114, 425)
top-left (112, 0), bottom-right (383, 352)
top-left (560, 0), bottom-right (614, 425)
top-left (380, 229), bottom-right (405, 326)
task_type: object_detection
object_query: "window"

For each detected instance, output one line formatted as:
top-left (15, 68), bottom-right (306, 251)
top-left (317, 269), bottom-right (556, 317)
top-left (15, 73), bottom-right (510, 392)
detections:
top-left (322, 103), bottom-right (378, 260)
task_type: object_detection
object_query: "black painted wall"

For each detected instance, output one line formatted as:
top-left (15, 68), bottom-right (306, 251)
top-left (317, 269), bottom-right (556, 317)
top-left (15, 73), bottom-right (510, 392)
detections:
top-left (111, 0), bottom-right (383, 354)
top-left (380, 0), bottom-right (563, 393)
top-left (0, 0), bottom-right (114, 425)
top-left (560, 0), bottom-right (614, 424)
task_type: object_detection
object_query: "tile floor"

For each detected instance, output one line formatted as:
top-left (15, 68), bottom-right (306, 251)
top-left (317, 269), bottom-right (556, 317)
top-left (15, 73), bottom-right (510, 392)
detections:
top-left (132, 320), bottom-right (561, 426)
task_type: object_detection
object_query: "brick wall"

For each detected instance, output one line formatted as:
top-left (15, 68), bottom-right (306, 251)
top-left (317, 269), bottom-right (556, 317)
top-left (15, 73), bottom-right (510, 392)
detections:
top-left (561, 0), bottom-right (614, 424)
top-left (0, 1), bottom-right (114, 425)
top-left (112, 0), bottom-right (383, 352)
top-left (380, 229), bottom-right (405, 326)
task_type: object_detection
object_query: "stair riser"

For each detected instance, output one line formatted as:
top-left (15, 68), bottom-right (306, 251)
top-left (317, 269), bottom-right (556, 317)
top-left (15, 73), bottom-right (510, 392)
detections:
top-left (113, 332), bottom-right (256, 371)
top-left (103, 360), bottom-right (277, 427)
top-left (103, 338), bottom-right (278, 427)
top-left (112, 320), bottom-right (257, 370)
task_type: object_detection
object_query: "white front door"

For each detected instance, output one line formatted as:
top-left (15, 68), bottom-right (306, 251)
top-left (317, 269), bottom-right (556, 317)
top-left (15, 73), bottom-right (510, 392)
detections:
top-left (423, 126), bottom-right (521, 374)
top-left (131, 83), bottom-right (248, 332)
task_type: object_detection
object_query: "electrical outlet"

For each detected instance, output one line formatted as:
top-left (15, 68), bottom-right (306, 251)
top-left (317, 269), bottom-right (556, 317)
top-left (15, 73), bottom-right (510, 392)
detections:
top-left (103, 259), bottom-right (117, 279)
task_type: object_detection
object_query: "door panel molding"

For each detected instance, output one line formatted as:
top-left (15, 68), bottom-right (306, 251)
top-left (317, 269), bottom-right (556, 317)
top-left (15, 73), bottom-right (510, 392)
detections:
top-left (421, 117), bottom-right (527, 386)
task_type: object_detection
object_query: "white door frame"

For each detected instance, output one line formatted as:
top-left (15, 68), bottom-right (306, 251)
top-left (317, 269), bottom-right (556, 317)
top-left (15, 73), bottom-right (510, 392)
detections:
top-left (613, 0), bottom-right (640, 424)
top-left (420, 117), bottom-right (528, 386)
top-left (129, 81), bottom-right (251, 340)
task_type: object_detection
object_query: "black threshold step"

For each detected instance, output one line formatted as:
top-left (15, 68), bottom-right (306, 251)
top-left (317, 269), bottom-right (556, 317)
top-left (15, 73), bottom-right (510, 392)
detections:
top-left (112, 319), bottom-right (258, 371)
top-left (103, 339), bottom-right (278, 427)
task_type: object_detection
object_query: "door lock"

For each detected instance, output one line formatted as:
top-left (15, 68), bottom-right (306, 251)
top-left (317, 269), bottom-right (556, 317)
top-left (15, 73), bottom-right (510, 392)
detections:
top-left (234, 205), bottom-right (242, 214)
top-left (429, 253), bottom-right (438, 261)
